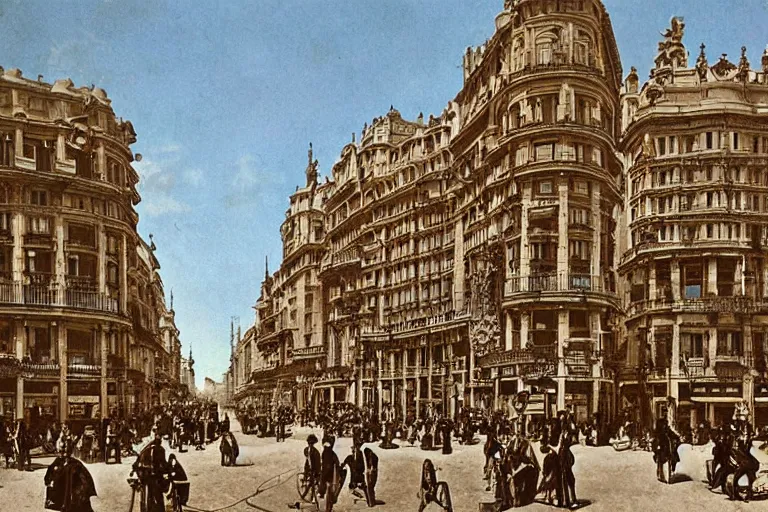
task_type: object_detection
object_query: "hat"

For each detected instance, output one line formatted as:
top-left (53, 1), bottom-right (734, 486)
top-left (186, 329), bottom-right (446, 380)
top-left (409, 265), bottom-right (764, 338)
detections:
top-left (307, 434), bottom-right (318, 445)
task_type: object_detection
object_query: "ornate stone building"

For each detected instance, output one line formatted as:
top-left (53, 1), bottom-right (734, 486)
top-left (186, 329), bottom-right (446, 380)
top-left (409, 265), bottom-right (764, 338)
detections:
top-left (235, 1), bottom-right (768, 429)
top-left (619, 19), bottom-right (768, 429)
top-left (0, 67), bottom-right (181, 423)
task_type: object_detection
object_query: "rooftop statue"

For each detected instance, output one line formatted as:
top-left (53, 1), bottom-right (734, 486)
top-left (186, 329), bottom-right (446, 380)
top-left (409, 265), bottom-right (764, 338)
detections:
top-left (654, 17), bottom-right (687, 71)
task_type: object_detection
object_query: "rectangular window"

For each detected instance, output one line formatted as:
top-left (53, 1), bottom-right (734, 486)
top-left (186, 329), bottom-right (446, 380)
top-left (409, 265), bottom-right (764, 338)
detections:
top-left (538, 181), bottom-right (553, 194)
top-left (706, 132), bottom-right (714, 149)
top-left (31, 190), bottom-right (48, 206)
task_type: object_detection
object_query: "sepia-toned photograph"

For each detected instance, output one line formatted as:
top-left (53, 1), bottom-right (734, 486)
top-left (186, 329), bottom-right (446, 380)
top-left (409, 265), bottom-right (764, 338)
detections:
top-left (2, 0), bottom-right (768, 510)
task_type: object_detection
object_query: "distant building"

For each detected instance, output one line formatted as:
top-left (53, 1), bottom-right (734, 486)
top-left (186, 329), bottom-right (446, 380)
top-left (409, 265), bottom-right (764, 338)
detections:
top-left (180, 350), bottom-right (196, 394)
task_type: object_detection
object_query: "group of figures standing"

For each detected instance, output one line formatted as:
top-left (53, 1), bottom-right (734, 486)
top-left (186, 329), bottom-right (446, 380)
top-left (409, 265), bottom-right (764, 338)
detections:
top-left (484, 409), bottom-right (580, 510)
top-left (37, 397), bottom-right (223, 512)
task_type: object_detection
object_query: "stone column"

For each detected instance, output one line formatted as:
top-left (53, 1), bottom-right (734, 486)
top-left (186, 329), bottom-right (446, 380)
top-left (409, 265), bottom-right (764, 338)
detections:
top-left (557, 181), bottom-right (570, 284)
top-left (14, 128), bottom-right (22, 158)
top-left (56, 133), bottom-right (66, 162)
top-left (707, 259), bottom-right (718, 296)
top-left (708, 327), bottom-right (718, 371)
top-left (557, 310), bottom-right (568, 411)
top-left (401, 349), bottom-right (407, 418)
top-left (591, 183), bottom-right (601, 279)
top-left (11, 211), bottom-right (23, 282)
top-left (520, 184), bottom-right (532, 278)
top-left (376, 349), bottom-right (383, 414)
top-left (59, 323), bottom-right (68, 421)
top-left (520, 312), bottom-right (529, 350)
top-left (672, 318), bottom-right (681, 377)
top-left (55, 217), bottom-right (66, 300)
top-left (120, 234), bottom-right (128, 313)
top-left (592, 379), bottom-right (600, 417)
top-left (671, 260), bottom-right (681, 301)
top-left (427, 339), bottom-right (433, 403)
top-left (15, 322), bottom-right (24, 420)
top-left (494, 374), bottom-right (500, 411)
top-left (505, 311), bottom-right (513, 351)
top-left (100, 326), bottom-right (109, 419)
top-left (98, 224), bottom-right (106, 294)
top-left (649, 264), bottom-right (657, 303)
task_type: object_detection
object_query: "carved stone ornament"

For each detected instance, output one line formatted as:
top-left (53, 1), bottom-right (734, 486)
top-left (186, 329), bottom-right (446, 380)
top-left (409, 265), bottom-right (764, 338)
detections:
top-left (711, 54), bottom-right (738, 79)
top-left (470, 313), bottom-right (501, 357)
top-left (696, 43), bottom-right (709, 82)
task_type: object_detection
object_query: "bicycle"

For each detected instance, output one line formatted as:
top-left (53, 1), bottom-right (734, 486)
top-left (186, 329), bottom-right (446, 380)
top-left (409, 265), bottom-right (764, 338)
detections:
top-left (418, 467), bottom-right (453, 512)
top-left (296, 471), bottom-right (320, 509)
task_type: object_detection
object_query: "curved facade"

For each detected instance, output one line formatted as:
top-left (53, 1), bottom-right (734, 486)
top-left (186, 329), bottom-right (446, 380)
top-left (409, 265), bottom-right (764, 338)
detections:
top-left (233, 2), bottom-right (768, 430)
top-left (459, 0), bottom-right (623, 420)
top-left (0, 68), bottom-right (181, 424)
top-left (619, 24), bottom-right (768, 428)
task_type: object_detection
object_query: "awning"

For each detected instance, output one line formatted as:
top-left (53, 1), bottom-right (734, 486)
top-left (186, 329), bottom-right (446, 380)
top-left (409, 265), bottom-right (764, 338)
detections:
top-left (690, 397), bottom-right (742, 403)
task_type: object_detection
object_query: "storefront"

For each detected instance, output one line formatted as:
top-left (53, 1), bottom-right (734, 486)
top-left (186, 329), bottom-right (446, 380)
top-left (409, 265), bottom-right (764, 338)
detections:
top-left (755, 382), bottom-right (768, 428)
top-left (0, 377), bottom-right (16, 420)
top-left (23, 380), bottom-right (59, 424)
top-left (68, 381), bottom-right (100, 420)
top-left (690, 382), bottom-right (743, 426)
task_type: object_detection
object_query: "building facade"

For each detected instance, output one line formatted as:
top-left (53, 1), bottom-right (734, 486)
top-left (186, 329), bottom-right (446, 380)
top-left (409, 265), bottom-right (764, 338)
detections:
top-left (619, 20), bottom-right (768, 429)
top-left (0, 67), bottom-right (182, 424)
top-left (234, 1), bottom-right (768, 429)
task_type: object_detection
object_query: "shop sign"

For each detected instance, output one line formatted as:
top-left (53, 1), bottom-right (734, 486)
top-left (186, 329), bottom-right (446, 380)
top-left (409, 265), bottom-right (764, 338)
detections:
top-left (691, 383), bottom-right (742, 397)
top-left (521, 363), bottom-right (556, 380)
top-left (69, 404), bottom-right (86, 417)
top-left (755, 383), bottom-right (768, 398)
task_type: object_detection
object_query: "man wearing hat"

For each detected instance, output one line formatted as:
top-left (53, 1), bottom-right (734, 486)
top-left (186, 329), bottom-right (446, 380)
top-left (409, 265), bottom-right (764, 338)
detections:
top-left (342, 440), bottom-right (367, 499)
top-left (319, 435), bottom-right (344, 511)
top-left (304, 434), bottom-right (321, 487)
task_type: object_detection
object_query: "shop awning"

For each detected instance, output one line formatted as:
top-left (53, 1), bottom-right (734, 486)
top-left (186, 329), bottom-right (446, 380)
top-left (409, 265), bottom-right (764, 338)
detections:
top-left (690, 397), bottom-right (742, 403)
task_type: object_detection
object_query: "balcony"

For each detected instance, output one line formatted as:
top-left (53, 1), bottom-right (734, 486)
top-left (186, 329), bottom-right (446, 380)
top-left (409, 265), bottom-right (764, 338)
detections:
top-left (504, 273), bottom-right (612, 297)
top-left (65, 238), bottom-right (97, 251)
top-left (479, 344), bottom-right (557, 367)
top-left (0, 281), bottom-right (120, 314)
top-left (67, 362), bottom-right (101, 377)
top-left (292, 345), bottom-right (326, 360)
top-left (23, 232), bottom-right (53, 247)
top-left (627, 296), bottom-right (765, 317)
top-left (20, 359), bottom-right (60, 377)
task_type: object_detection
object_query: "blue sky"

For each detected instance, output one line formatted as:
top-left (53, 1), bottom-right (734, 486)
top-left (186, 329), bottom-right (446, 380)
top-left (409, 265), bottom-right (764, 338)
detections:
top-left (3, 0), bottom-right (767, 384)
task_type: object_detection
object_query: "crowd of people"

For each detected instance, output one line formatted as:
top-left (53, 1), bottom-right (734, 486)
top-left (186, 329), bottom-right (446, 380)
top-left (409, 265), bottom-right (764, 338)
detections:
top-left (25, 396), bottom-right (223, 512)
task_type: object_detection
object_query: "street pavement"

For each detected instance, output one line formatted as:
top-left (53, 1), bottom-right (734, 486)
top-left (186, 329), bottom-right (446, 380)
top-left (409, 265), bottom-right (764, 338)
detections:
top-left (2, 420), bottom-right (767, 512)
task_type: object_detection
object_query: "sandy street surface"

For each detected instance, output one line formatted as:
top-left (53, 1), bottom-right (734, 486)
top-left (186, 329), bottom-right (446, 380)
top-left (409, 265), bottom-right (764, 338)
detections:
top-left (2, 420), bottom-right (767, 512)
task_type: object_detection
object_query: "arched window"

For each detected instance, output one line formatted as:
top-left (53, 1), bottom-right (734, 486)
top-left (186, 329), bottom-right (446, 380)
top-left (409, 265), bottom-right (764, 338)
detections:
top-left (535, 32), bottom-right (559, 66)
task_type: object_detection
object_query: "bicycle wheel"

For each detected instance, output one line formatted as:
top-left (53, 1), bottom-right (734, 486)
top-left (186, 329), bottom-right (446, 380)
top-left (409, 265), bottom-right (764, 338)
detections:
top-left (296, 472), bottom-right (314, 502)
top-left (436, 481), bottom-right (453, 512)
top-left (139, 485), bottom-right (147, 512)
top-left (172, 488), bottom-right (183, 512)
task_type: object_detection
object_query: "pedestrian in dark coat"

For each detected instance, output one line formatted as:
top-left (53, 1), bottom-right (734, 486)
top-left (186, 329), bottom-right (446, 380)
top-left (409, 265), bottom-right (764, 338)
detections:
top-left (319, 436), bottom-right (345, 512)
top-left (342, 442), bottom-right (366, 497)
top-left (44, 440), bottom-right (97, 512)
top-left (363, 447), bottom-right (379, 507)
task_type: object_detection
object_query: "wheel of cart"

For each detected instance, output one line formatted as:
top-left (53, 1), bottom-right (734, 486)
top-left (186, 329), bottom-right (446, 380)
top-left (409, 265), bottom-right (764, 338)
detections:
top-left (296, 471), bottom-right (319, 507)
